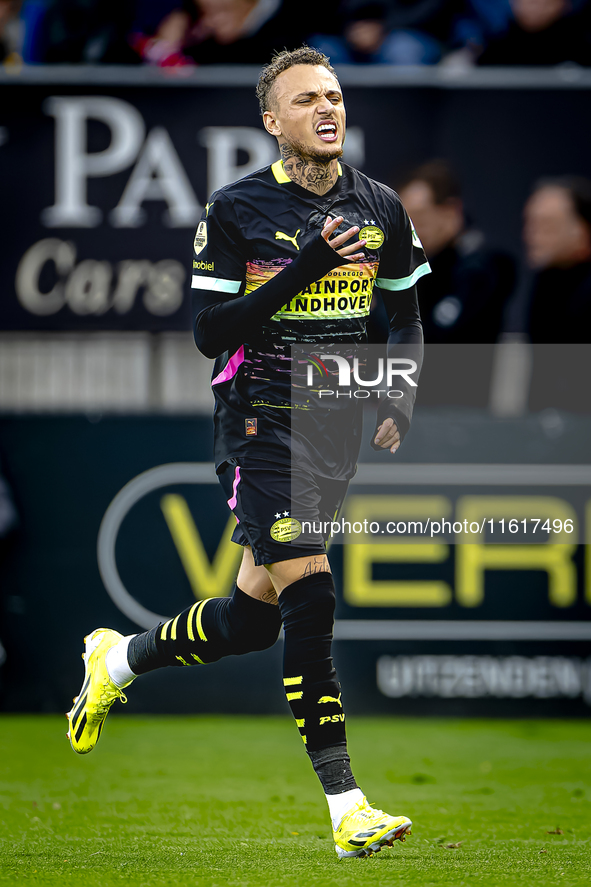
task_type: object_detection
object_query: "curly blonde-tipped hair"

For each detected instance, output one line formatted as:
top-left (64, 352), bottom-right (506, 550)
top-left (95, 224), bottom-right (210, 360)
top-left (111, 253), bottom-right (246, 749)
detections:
top-left (255, 47), bottom-right (337, 116)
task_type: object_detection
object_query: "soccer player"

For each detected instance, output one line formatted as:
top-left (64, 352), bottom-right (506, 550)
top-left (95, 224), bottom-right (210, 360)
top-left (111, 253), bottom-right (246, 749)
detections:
top-left (67, 47), bottom-right (429, 859)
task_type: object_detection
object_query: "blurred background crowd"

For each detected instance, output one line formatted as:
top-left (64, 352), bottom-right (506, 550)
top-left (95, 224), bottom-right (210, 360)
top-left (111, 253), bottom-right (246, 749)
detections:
top-left (0, 3), bottom-right (589, 346)
top-left (1, 0), bottom-right (591, 68)
top-left (378, 163), bottom-right (591, 346)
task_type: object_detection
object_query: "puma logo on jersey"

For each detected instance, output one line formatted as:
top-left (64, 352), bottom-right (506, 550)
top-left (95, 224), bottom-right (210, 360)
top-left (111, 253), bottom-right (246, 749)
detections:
top-left (275, 229), bottom-right (301, 250)
top-left (318, 693), bottom-right (342, 707)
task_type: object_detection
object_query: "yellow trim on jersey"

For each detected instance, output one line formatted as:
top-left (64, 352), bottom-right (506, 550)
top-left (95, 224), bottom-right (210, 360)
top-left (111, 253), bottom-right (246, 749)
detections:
top-left (283, 676), bottom-right (303, 686)
top-left (271, 160), bottom-right (291, 183)
top-left (160, 620), bottom-right (172, 641)
top-left (170, 614), bottom-right (181, 641)
top-left (251, 402), bottom-right (296, 410)
top-left (286, 691), bottom-right (303, 701)
top-left (271, 159), bottom-right (343, 184)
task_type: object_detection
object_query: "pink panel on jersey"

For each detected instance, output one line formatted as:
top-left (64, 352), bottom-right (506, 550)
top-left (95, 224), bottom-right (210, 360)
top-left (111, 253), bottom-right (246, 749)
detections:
top-left (212, 345), bottom-right (245, 386)
top-left (227, 465), bottom-right (241, 511)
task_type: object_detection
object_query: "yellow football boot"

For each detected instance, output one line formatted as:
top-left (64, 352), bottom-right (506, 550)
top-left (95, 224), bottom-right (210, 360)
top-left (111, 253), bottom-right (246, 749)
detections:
top-left (333, 797), bottom-right (412, 858)
top-left (66, 628), bottom-right (129, 754)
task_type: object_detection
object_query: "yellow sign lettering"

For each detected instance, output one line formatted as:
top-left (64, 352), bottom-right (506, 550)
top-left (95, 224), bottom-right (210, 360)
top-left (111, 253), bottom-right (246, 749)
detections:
top-left (343, 495), bottom-right (452, 607)
top-left (160, 494), bottom-right (241, 599)
top-left (455, 496), bottom-right (577, 607)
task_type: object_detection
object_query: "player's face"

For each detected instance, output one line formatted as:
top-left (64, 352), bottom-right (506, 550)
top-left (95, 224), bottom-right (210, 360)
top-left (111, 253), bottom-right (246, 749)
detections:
top-left (264, 65), bottom-right (346, 163)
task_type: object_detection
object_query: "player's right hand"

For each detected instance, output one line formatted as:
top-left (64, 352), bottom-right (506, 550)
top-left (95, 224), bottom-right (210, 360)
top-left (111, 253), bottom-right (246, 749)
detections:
top-left (374, 417), bottom-right (400, 453)
top-left (322, 215), bottom-right (366, 262)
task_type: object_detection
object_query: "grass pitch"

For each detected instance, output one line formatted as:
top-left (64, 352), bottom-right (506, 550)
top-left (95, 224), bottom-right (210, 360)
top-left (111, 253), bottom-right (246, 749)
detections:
top-left (0, 716), bottom-right (590, 886)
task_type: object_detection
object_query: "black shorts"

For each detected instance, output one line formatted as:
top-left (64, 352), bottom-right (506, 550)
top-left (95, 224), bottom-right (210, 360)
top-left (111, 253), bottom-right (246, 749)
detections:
top-left (218, 460), bottom-right (349, 567)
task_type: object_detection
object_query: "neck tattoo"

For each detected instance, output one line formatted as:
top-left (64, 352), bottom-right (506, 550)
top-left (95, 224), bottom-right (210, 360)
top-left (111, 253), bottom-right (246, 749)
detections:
top-left (280, 144), bottom-right (339, 196)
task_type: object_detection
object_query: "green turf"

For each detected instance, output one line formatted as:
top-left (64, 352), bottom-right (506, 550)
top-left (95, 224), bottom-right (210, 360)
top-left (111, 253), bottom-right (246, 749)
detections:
top-left (0, 715), bottom-right (590, 886)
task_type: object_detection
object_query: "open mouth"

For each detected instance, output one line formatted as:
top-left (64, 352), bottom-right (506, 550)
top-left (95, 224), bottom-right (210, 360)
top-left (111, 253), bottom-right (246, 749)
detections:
top-left (316, 121), bottom-right (338, 142)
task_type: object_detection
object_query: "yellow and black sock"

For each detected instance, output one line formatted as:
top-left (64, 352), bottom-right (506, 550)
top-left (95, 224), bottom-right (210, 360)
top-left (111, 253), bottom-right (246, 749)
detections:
top-left (278, 573), bottom-right (357, 793)
top-left (127, 585), bottom-right (280, 672)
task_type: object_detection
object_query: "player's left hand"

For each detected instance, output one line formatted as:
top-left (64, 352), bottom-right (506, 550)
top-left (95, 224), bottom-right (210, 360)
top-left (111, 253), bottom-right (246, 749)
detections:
top-left (374, 417), bottom-right (400, 453)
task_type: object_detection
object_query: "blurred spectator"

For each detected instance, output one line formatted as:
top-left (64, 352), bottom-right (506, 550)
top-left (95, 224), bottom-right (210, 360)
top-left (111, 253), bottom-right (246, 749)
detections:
top-left (441, 0), bottom-right (513, 67)
top-left (38, 0), bottom-right (139, 63)
top-left (13, 0), bottom-right (591, 65)
top-left (0, 0), bottom-right (21, 63)
top-left (313, 0), bottom-right (462, 65)
top-left (524, 177), bottom-right (591, 342)
top-left (477, 0), bottom-right (591, 66)
top-left (181, 0), bottom-right (312, 66)
top-left (19, 0), bottom-right (48, 62)
top-left (458, 0), bottom-right (514, 44)
top-left (129, 2), bottom-right (195, 67)
top-left (23, 0), bottom-right (341, 66)
top-left (398, 160), bottom-right (516, 343)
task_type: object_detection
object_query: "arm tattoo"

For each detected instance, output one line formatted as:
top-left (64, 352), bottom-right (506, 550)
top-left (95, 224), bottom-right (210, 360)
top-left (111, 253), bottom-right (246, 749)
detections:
top-left (280, 144), bottom-right (338, 196)
top-left (301, 556), bottom-right (330, 578)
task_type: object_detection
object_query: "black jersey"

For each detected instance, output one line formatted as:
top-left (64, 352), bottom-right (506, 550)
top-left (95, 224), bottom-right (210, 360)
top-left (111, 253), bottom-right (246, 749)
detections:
top-left (191, 160), bottom-right (429, 478)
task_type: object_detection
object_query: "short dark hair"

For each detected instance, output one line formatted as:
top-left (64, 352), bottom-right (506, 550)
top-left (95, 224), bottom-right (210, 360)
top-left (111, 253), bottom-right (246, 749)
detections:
top-left (533, 175), bottom-right (591, 230)
top-left (403, 160), bottom-right (462, 205)
top-left (255, 47), bottom-right (337, 116)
